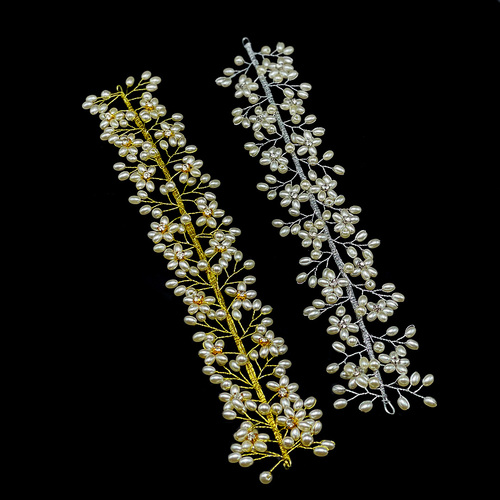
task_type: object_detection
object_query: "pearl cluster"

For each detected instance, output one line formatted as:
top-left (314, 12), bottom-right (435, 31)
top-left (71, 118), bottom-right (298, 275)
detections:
top-left (83, 72), bottom-right (334, 484)
top-left (216, 39), bottom-right (436, 413)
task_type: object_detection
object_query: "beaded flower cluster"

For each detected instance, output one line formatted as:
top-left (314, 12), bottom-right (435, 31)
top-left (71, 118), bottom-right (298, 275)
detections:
top-left (216, 39), bottom-right (437, 414)
top-left (82, 72), bottom-right (334, 484)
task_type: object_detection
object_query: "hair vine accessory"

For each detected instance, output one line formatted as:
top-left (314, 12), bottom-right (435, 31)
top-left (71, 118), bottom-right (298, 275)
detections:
top-left (216, 38), bottom-right (437, 414)
top-left (82, 71), bottom-right (334, 484)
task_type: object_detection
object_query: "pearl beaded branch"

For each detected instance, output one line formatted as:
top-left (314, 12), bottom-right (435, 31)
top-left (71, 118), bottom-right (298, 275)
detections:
top-left (216, 38), bottom-right (437, 414)
top-left (82, 71), bottom-right (334, 484)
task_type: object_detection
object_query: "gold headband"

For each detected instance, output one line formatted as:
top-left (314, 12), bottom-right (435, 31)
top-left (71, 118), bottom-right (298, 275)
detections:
top-left (82, 71), bottom-right (334, 484)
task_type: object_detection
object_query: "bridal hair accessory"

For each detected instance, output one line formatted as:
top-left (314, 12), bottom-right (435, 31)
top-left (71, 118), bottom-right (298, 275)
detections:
top-left (82, 72), bottom-right (334, 484)
top-left (216, 39), bottom-right (437, 414)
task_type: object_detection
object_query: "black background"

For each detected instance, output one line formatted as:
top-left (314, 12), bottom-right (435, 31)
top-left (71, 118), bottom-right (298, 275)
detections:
top-left (24, 1), bottom-right (498, 496)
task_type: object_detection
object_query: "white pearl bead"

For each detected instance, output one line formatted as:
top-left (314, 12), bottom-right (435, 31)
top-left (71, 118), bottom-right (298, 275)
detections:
top-left (210, 375), bottom-right (224, 385)
top-left (332, 342), bottom-right (345, 353)
top-left (313, 446), bottom-right (329, 457)
top-left (309, 409), bottom-right (323, 420)
top-left (424, 397), bottom-right (437, 407)
top-left (222, 410), bottom-right (236, 420)
top-left (239, 456), bottom-right (254, 468)
top-left (405, 325), bottom-right (417, 338)
top-left (229, 360), bottom-right (240, 372)
top-left (381, 283), bottom-right (395, 293)
top-left (202, 366), bottom-right (215, 376)
top-left (333, 398), bottom-right (347, 409)
top-left (191, 332), bottom-right (206, 342)
top-left (215, 309), bottom-right (227, 320)
top-left (259, 471), bottom-right (273, 484)
top-left (326, 363), bottom-right (339, 374)
top-left (332, 385), bottom-right (345, 395)
top-left (410, 372), bottom-right (421, 386)
top-left (322, 440), bottom-right (335, 450)
top-left (386, 326), bottom-right (399, 336)
top-left (405, 339), bottom-right (419, 350)
top-left (153, 243), bottom-right (166, 253)
top-left (301, 433), bottom-right (314, 447)
top-left (296, 272), bottom-right (307, 284)
top-left (359, 400), bottom-right (373, 413)
top-left (304, 397), bottom-right (316, 409)
top-left (165, 279), bottom-right (178, 289)
top-left (258, 403), bottom-right (270, 415)
top-left (261, 305), bottom-right (272, 314)
top-left (397, 396), bottom-right (410, 410)
top-left (234, 55), bottom-right (245, 66)
top-left (173, 285), bottom-right (186, 296)
top-left (183, 316), bottom-right (196, 326)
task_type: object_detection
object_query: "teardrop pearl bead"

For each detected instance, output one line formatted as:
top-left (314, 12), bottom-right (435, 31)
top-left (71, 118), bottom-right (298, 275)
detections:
top-left (359, 400), bottom-right (373, 413)
top-left (397, 396), bottom-right (410, 410)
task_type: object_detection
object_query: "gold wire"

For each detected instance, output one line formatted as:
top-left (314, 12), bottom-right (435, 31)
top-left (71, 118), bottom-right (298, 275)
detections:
top-left (118, 88), bottom-right (292, 468)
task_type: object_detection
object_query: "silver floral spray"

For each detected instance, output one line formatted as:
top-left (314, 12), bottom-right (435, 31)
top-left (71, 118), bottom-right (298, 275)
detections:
top-left (216, 39), bottom-right (437, 414)
top-left (82, 72), bottom-right (334, 484)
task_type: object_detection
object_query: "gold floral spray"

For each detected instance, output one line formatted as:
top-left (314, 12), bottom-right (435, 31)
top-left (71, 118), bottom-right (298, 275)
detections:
top-left (82, 71), bottom-right (334, 484)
